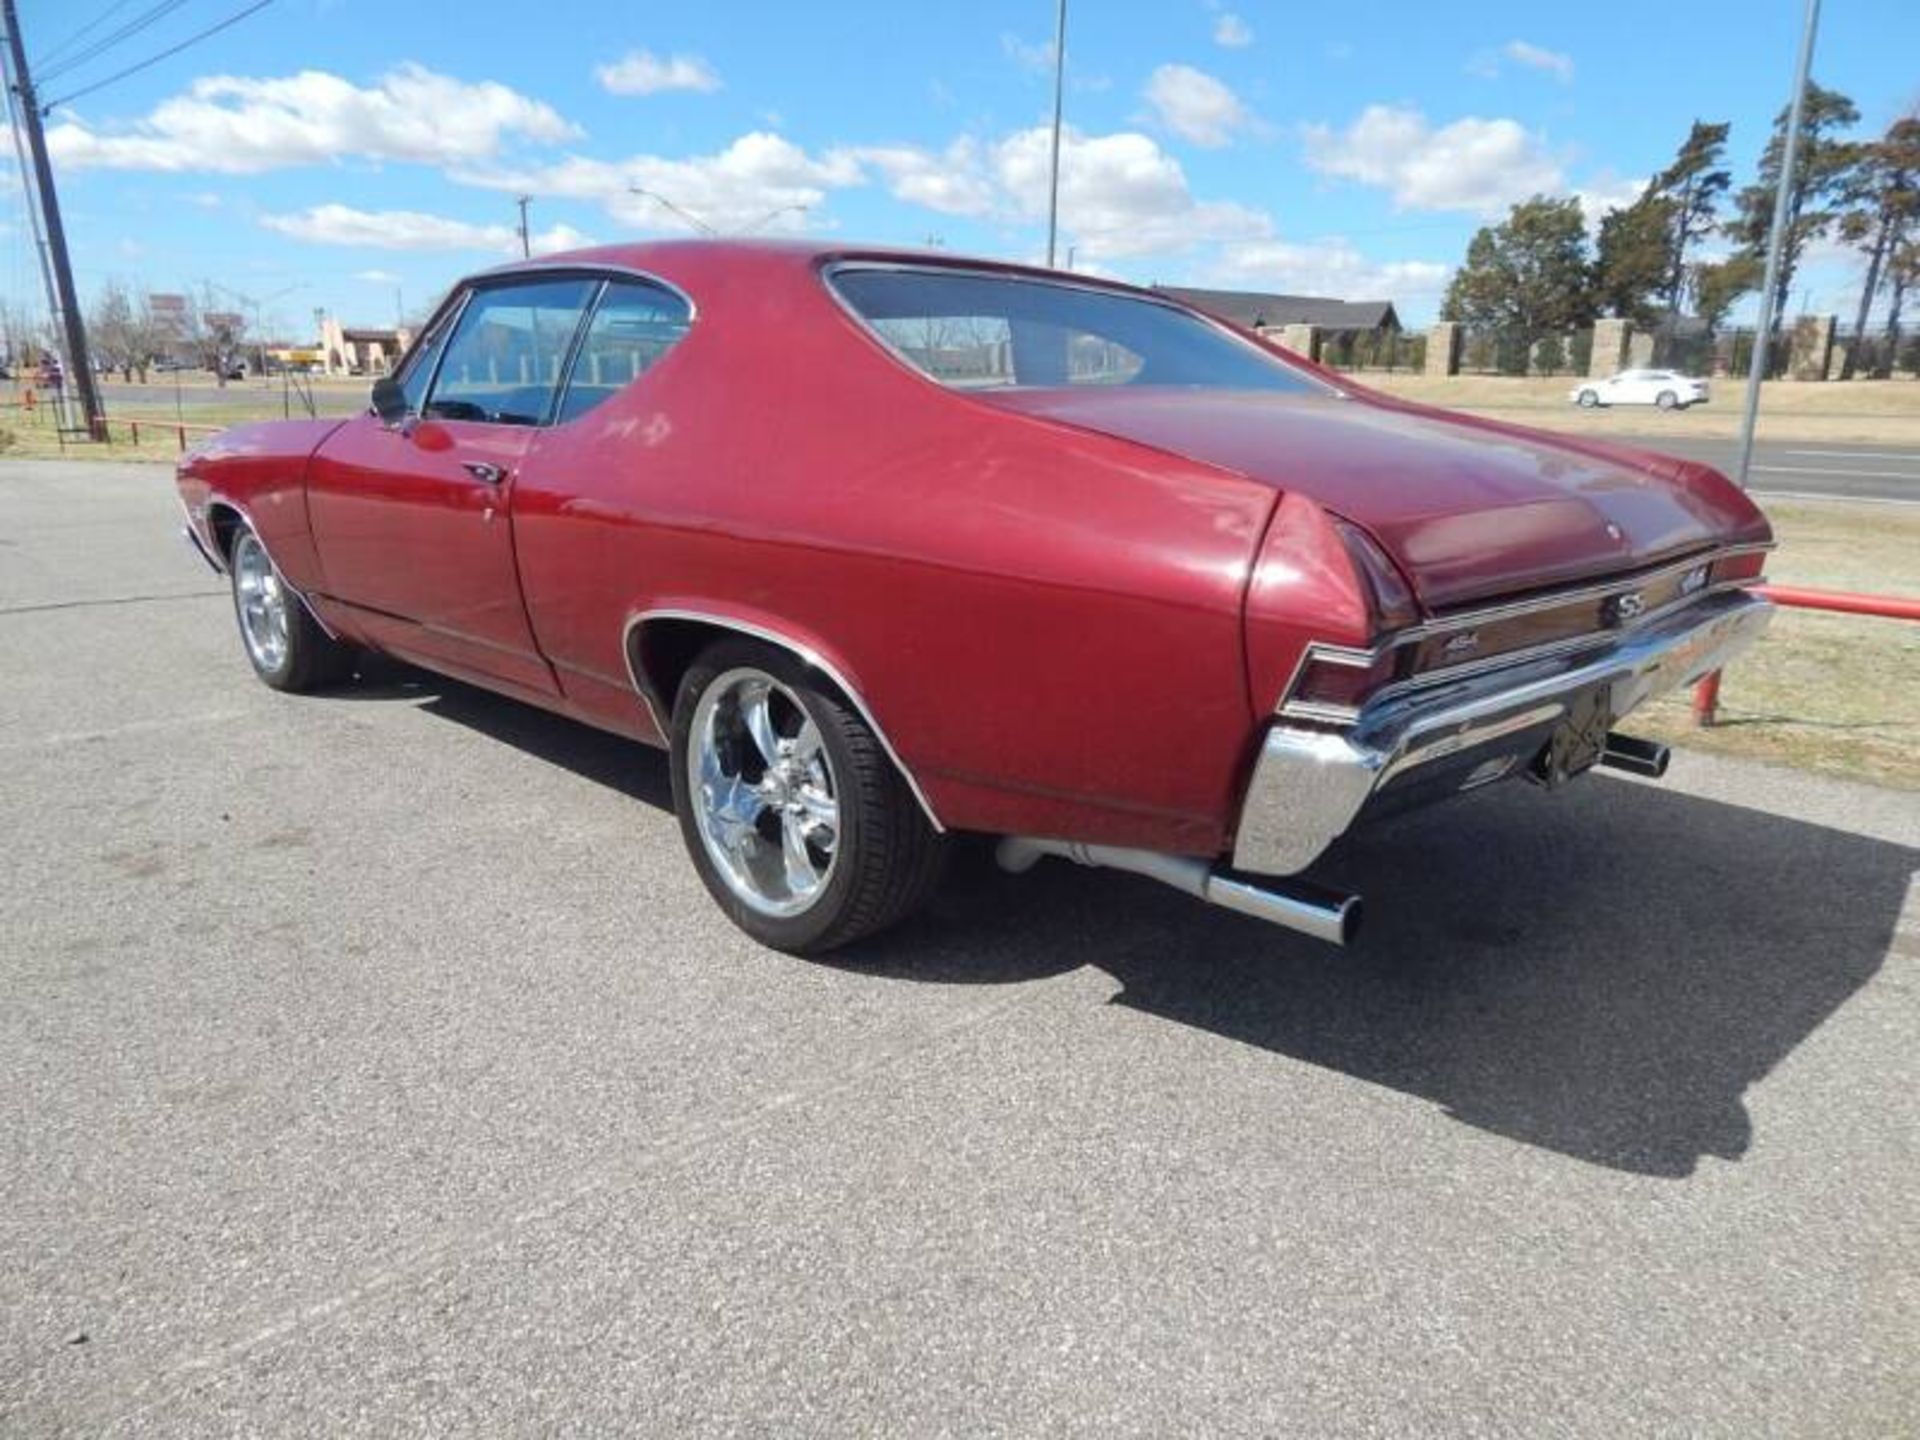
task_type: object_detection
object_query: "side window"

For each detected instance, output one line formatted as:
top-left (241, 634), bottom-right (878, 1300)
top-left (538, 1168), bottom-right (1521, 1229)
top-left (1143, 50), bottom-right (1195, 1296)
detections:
top-left (424, 278), bottom-right (598, 426)
top-left (556, 280), bottom-right (693, 424)
top-left (396, 301), bottom-right (459, 414)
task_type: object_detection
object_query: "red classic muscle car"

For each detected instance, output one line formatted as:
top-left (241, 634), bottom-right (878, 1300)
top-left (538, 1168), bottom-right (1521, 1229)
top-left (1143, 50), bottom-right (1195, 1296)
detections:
top-left (177, 241), bottom-right (1774, 952)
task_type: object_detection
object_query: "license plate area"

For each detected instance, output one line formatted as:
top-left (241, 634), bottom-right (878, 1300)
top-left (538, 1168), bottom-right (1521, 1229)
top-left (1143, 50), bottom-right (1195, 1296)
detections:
top-left (1528, 686), bottom-right (1613, 788)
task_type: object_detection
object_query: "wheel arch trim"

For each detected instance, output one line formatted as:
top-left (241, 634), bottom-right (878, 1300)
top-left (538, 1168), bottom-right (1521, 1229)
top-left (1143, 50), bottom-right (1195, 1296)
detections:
top-left (201, 493), bottom-right (342, 641)
top-left (623, 607), bottom-right (945, 833)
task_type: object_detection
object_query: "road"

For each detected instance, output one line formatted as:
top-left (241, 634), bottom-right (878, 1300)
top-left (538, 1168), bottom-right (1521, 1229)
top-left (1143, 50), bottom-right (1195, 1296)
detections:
top-left (3, 461), bottom-right (1917, 1436)
top-left (1616, 435), bottom-right (1920, 504)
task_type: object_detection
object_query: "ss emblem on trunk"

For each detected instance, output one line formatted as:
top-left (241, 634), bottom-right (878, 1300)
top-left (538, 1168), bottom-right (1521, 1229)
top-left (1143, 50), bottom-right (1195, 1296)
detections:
top-left (1604, 590), bottom-right (1646, 627)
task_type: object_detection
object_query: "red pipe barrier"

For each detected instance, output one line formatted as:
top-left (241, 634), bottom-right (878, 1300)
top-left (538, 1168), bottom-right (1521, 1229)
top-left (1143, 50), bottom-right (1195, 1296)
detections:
top-left (1694, 583), bottom-right (1920, 726)
top-left (1755, 583), bottom-right (1920, 622)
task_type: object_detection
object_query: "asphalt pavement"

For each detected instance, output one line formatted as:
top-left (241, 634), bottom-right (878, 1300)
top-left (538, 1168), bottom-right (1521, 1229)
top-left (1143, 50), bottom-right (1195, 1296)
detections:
top-left (2, 460), bottom-right (1917, 1436)
top-left (1615, 434), bottom-right (1920, 504)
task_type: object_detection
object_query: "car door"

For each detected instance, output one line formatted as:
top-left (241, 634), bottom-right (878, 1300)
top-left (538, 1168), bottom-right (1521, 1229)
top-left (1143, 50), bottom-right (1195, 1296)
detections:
top-left (307, 275), bottom-right (600, 694)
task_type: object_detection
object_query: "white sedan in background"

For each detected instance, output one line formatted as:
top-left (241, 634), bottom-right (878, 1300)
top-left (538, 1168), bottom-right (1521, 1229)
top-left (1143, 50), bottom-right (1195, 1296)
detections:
top-left (1570, 369), bottom-right (1710, 410)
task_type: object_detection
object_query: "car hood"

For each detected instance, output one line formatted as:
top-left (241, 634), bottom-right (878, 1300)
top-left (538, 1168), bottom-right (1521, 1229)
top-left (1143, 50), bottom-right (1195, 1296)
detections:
top-left (982, 387), bottom-right (1768, 609)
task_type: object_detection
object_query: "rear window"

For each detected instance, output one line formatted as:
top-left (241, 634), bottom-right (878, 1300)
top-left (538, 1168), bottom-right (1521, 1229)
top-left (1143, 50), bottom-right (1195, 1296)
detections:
top-left (830, 267), bottom-right (1325, 394)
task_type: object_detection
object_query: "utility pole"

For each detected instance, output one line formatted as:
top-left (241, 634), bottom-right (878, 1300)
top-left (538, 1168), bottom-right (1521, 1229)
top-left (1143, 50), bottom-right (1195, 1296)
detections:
top-left (2, 0), bottom-right (105, 437)
top-left (516, 195), bottom-right (532, 258)
top-left (1044, 0), bottom-right (1068, 269)
top-left (1733, 0), bottom-right (1820, 489)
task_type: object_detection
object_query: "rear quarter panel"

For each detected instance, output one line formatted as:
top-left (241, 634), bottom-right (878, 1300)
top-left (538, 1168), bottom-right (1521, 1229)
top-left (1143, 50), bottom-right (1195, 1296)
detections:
top-left (512, 251), bottom-right (1278, 854)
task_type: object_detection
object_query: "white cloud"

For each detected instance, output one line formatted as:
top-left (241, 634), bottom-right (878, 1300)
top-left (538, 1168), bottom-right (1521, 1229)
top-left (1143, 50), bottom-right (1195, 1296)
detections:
top-left (1469, 40), bottom-right (1576, 84)
top-left (1143, 64), bottom-right (1254, 148)
top-left (1210, 238), bottom-right (1451, 302)
top-left (851, 139), bottom-right (997, 217)
top-left (1001, 32), bottom-right (1055, 75)
top-left (456, 132), bottom-right (861, 235)
top-left (352, 268), bottom-right (402, 283)
top-left (1502, 40), bottom-right (1574, 83)
top-left (594, 51), bottom-right (721, 97)
top-left (991, 125), bottom-right (1269, 259)
top-left (1574, 174), bottom-right (1648, 228)
top-left (47, 64), bottom-right (577, 174)
top-left (1302, 104), bottom-right (1562, 214)
top-left (1213, 12), bottom-right (1253, 47)
top-left (260, 203), bottom-right (590, 255)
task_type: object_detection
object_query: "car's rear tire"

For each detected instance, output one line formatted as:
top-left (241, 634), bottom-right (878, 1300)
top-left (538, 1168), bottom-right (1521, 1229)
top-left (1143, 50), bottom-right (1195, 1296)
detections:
top-left (1655, 390), bottom-right (1678, 410)
top-left (669, 638), bottom-right (946, 955)
top-left (228, 526), bottom-right (356, 692)
top-left (1576, 389), bottom-right (1600, 408)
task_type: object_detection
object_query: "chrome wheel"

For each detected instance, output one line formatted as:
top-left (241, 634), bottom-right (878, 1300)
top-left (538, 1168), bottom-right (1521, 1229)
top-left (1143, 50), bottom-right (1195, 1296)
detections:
top-left (687, 667), bottom-right (840, 919)
top-left (233, 531), bottom-right (291, 674)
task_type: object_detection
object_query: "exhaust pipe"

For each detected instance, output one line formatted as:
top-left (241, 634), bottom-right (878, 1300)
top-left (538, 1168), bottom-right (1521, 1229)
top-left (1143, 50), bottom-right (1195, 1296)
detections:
top-left (1599, 732), bottom-right (1670, 779)
top-left (996, 838), bottom-right (1361, 947)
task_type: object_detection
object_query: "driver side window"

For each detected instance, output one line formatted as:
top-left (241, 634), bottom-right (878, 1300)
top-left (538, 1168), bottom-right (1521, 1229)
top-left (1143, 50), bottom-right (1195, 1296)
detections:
top-left (424, 278), bottom-right (598, 426)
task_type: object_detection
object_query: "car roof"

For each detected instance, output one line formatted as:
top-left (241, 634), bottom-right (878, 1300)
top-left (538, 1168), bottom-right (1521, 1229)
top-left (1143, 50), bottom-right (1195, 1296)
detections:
top-left (474, 237), bottom-right (1158, 305)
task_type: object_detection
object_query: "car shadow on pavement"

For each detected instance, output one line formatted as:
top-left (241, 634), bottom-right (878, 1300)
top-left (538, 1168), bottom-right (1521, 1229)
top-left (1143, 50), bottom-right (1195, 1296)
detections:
top-left (376, 661), bottom-right (1915, 1181)
top-left (907, 782), bottom-right (1916, 1180)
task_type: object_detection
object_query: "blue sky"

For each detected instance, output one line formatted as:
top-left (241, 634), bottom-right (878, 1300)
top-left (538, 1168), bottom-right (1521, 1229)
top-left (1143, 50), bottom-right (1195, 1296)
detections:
top-left (12, 0), bottom-right (1918, 335)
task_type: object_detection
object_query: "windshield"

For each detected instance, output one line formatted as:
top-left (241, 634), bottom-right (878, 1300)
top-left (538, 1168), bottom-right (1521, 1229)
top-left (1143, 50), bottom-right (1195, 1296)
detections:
top-left (830, 267), bottom-right (1328, 395)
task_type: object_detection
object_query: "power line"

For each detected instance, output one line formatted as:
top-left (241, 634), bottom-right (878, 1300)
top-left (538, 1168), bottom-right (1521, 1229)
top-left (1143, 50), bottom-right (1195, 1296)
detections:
top-left (41, 0), bottom-right (274, 112)
top-left (33, 0), bottom-right (141, 70)
top-left (36, 0), bottom-right (192, 84)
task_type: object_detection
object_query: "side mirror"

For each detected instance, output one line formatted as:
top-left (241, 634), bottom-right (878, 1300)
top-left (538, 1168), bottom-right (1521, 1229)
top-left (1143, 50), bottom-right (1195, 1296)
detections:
top-left (370, 375), bottom-right (409, 426)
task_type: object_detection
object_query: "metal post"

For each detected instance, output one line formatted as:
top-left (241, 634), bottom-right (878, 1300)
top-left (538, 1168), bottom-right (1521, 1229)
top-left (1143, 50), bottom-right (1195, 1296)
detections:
top-left (1733, 0), bottom-right (1821, 489)
top-left (1, 0), bottom-right (105, 438)
top-left (516, 195), bottom-right (532, 258)
top-left (1044, 0), bottom-right (1068, 269)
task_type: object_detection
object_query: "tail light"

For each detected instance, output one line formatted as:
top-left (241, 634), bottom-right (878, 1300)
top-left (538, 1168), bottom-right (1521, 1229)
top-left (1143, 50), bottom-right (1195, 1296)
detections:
top-left (1281, 518), bottom-right (1420, 721)
top-left (1244, 495), bottom-right (1424, 723)
top-left (1286, 644), bottom-right (1401, 715)
top-left (1331, 517), bottom-right (1418, 633)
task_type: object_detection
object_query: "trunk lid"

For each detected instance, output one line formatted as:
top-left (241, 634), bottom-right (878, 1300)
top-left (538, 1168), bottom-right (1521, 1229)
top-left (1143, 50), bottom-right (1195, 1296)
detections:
top-left (982, 387), bottom-right (1766, 610)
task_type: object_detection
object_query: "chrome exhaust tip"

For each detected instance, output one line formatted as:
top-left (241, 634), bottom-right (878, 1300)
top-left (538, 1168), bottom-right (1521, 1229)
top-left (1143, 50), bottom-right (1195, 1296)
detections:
top-left (995, 837), bottom-right (1361, 947)
top-left (1599, 731), bottom-right (1671, 779)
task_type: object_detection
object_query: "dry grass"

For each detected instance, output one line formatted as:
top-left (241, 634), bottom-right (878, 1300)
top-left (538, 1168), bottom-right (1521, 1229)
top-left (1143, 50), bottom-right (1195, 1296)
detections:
top-left (1357, 374), bottom-right (1920, 445)
top-left (1632, 499), bottom-right (1920, 788)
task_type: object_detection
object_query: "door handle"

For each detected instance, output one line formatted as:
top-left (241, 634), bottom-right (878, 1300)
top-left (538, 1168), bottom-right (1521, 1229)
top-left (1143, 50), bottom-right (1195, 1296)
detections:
top-left (461, 461), bottom-right (507, 485)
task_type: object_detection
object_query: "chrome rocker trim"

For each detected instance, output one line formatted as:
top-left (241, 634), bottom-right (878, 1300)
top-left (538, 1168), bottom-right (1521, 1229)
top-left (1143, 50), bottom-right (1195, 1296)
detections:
top-left (1234, 588), bottom-right (1774, 876)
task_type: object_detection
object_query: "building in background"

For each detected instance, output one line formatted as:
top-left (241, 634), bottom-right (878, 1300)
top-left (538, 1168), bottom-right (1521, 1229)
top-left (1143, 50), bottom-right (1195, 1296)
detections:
top-left (318, 313), bottom-right (412, 376)
top-left (1154, 286), bottom-right (1402, 344)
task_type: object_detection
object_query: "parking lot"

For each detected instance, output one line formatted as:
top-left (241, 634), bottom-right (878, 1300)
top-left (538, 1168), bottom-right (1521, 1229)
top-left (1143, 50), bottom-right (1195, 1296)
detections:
top-left (3, 459), bottom-right (1916, 1435)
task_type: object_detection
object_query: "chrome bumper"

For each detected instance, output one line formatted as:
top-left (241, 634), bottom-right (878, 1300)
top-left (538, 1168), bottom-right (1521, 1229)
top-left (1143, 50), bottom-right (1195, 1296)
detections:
top-left (1232, 589), bottom-right (1774, 875)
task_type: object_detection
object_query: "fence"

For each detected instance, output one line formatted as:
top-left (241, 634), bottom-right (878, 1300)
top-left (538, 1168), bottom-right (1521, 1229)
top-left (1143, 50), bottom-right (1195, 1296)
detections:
top-left (1318, 330), bottom-right (1427, 374)
top-left (1411, 319), bottom-right (1914, 382)
top-left (1693, 585), bottom-right (1920, 726)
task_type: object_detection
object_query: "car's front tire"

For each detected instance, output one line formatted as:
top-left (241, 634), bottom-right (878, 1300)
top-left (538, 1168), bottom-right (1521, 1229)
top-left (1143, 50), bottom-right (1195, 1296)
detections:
top-left (1655, 390), bottom-right (1679, 410)
top-left (669, 639), bottom-right (945, 955)
top-left (228, 525), bottom-right (355, 692)
top-left (1576, 389), bottom-right (1600, 408)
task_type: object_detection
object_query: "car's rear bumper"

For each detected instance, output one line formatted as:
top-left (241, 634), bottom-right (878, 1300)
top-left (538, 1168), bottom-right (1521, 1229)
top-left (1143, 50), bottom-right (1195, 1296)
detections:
top-left (1231, 588), bottom-right (1773, 875)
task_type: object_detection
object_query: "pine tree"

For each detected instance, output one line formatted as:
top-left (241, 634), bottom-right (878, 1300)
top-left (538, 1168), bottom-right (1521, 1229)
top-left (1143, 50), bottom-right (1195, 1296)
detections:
top-left (1729, 82), bottom-right (1862, 334)
top-left (1652, 122), bottom-right (1733, 310)
top-left (1836, 115), bottom-right (1920, 378)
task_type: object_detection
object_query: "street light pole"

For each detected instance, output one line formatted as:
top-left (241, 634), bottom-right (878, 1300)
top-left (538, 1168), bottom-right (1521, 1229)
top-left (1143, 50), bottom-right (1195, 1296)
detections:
top-left (1045, 0), bottom-right (1068, 269)
top-left (516, 195), bottom-right (532, 258)
top-left (1, 0), bottom-right (105, 436)
top-left (627, 186), bottom-right (720, 236)
top-left (1734, 0), bottom-right (1821, 489)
